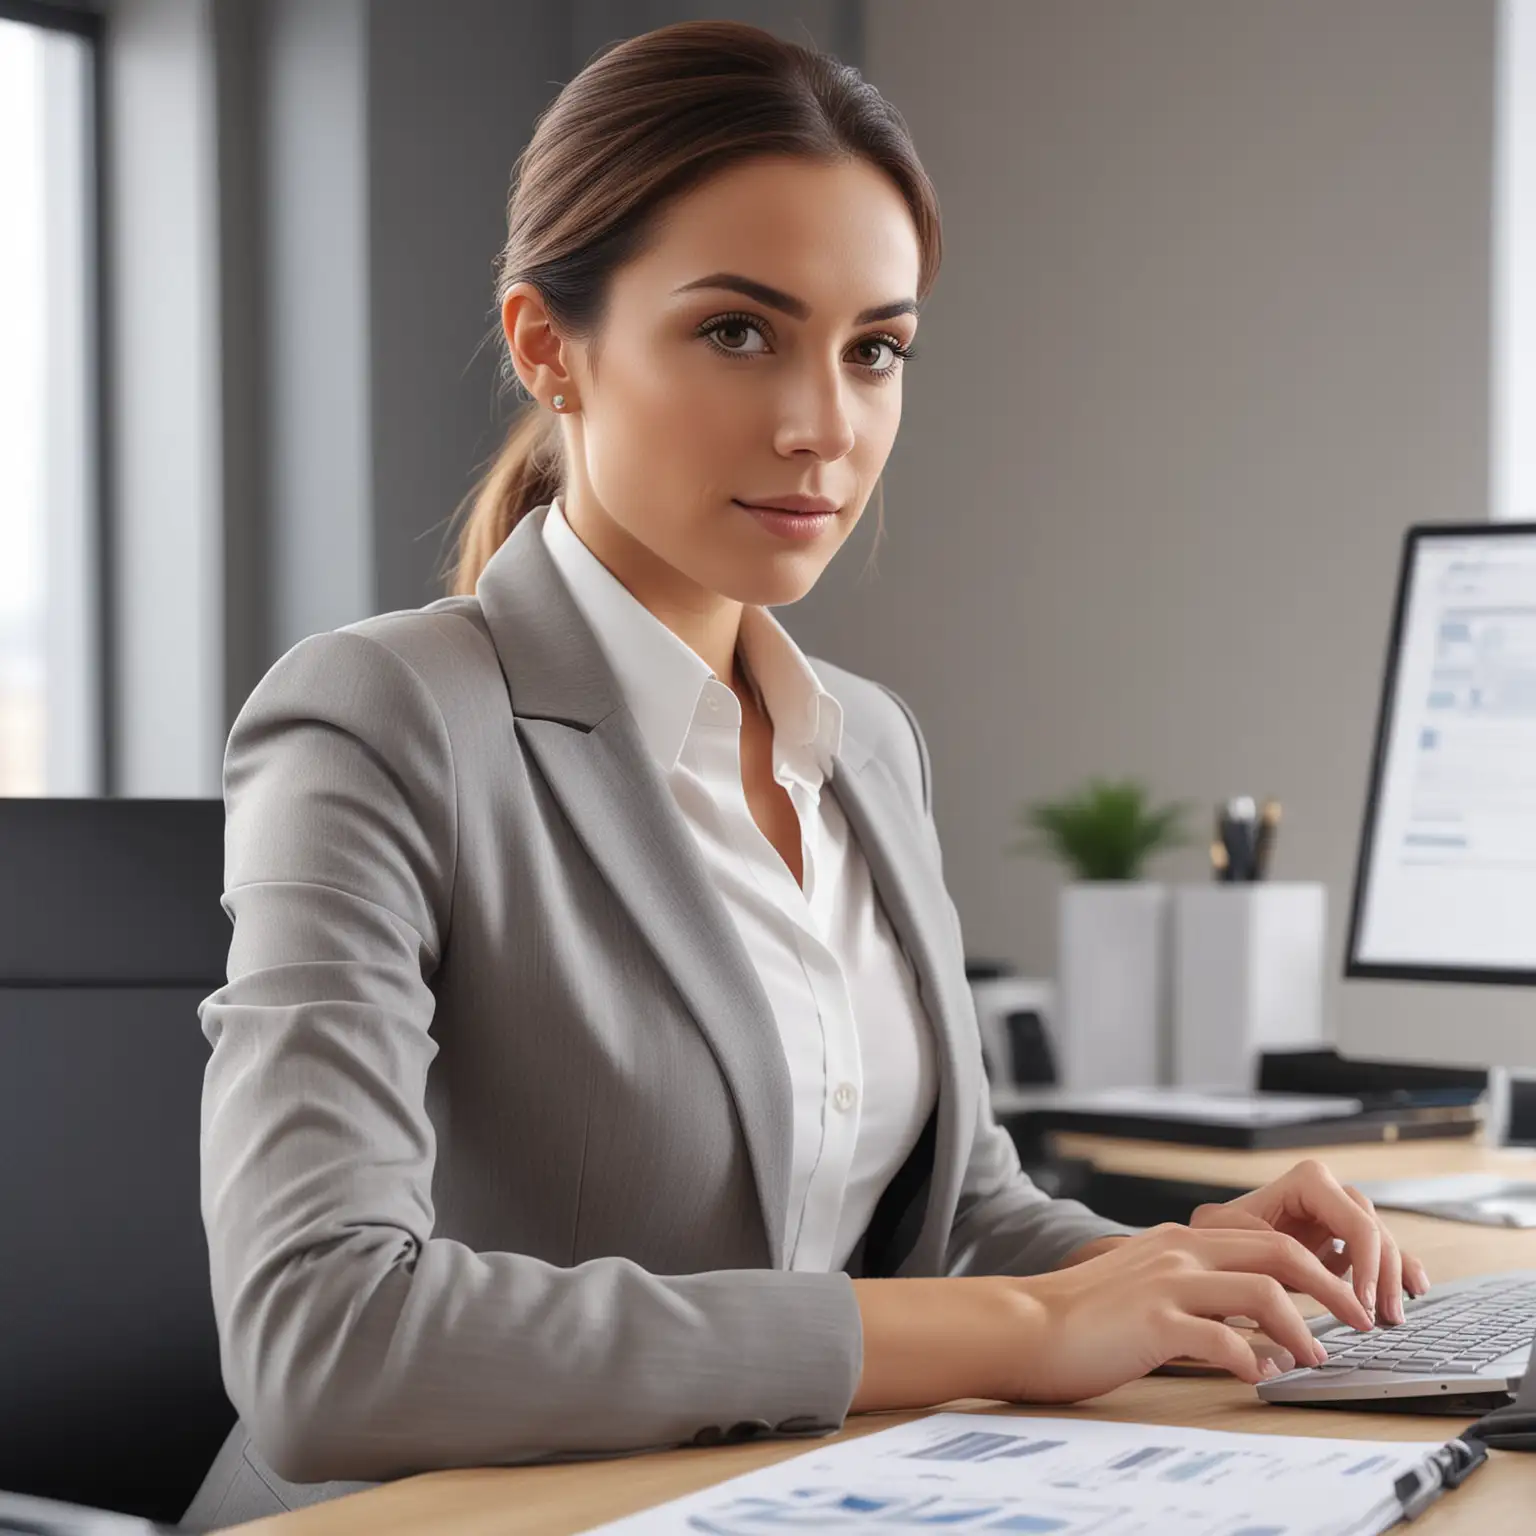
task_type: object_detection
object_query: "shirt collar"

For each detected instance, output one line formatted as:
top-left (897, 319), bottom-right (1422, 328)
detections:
top-left (540, 495), bottom-right (843, 782)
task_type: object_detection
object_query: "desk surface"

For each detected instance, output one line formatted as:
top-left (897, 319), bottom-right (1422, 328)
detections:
top-left (1049, 1130), bottom-right (1536, 1194)
top-left (232, 1138), bottom-right (1536, 1535)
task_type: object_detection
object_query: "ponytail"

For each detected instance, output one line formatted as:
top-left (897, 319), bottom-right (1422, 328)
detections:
top-left (443, 401), bottom-right (563, 596)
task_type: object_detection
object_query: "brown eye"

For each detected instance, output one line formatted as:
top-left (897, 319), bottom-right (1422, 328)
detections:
top-left (849, 333), bottom-right (916, 379)
top-left (700, 315), bottom-right (770, 357)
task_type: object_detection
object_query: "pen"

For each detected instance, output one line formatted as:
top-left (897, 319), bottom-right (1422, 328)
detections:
top-left (1220, 796), bottom-right (1258, 882)
top-left (1252, 798), bottom-right (1282, 881)
top-left (1210, 839), bottom-right (1230, 882)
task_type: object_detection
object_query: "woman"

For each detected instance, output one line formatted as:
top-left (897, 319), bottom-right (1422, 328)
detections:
top-left (184, 21), bottom-right (1427, 1528)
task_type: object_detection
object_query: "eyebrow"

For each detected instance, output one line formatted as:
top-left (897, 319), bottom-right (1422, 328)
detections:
top-left (671, 271), bottom-right (919, 325)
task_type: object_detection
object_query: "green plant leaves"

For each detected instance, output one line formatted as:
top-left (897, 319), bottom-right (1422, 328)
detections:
top-left (1009, 777), bottom-right (1192, 882)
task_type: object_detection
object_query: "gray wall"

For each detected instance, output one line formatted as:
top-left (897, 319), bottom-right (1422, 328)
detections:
top-left (263, 0), bottom-right (373, 652)
top-left (366, 0), bottom-right (570, 622)
top-left (218, 0), bottom-right (570, 686)
top-left (784, 0), bottom-right (1519, 1065)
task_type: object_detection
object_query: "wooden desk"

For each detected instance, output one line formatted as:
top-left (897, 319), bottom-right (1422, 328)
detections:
top-left (232, 1139), bottom-right (1536, 1535)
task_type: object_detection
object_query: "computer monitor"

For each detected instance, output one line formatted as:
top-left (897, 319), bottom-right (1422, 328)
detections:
top-left (1339, 523), bottom-right (1536, 1072)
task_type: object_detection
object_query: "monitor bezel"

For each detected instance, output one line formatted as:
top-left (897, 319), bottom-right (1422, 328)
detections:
top-left (1345, 519), bottom-right (1536, 986)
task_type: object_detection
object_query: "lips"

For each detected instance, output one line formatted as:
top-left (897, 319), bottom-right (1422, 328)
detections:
top-left (733, 497), bottom-right (839, 515)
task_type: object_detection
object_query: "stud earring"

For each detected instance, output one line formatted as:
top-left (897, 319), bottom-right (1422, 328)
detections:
top-left (552, 394), bottom-right (566, 411)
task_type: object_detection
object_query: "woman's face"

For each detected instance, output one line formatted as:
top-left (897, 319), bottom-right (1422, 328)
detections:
top-left (503, 153), bottom-right (923, 611)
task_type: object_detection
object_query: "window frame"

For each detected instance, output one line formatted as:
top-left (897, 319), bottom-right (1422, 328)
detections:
top-left (0, 0), bottom-right (110, 792)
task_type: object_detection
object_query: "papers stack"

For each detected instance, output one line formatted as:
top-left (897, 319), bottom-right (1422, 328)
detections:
top-left (586, 1411), bottom-right (1480, 1535)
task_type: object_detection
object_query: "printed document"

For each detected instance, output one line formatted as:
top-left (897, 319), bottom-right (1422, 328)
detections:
top-left (585, 1411), bottom-right (1451, 1535)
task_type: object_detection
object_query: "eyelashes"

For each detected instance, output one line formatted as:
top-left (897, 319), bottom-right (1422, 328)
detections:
top-left (696, 311), bottom-right (919, 380)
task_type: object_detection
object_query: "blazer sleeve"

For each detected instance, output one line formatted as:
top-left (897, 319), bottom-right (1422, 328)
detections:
top-left (200, 628), bottom-right (863, 1486)
top-left (874, 683), bottom-right (1142, 1277)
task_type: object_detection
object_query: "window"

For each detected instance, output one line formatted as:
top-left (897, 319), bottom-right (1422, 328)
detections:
top-left (0, 4), bottom-right (102, 795)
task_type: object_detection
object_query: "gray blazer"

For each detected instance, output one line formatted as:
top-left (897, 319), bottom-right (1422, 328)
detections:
top-left (183, 502), bottom-right (1133, 1529)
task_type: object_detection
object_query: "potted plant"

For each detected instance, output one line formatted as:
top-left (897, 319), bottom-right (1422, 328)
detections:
top-left (1009, 779), bottom-right (1192, 1089)
top-left (1012, 778), bottom-right (1192, 882)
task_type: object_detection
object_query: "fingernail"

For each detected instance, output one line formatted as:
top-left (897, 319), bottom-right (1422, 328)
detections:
top-left (1260, 1358), bottom-right (1282, 1379)
top-left (1363, 1283), bottom-right (1377, 1322)
top-left (1390, 1295), bottom-right (1406, 1326)
top-left (1312, 1340), bottom-right (1330, 1366)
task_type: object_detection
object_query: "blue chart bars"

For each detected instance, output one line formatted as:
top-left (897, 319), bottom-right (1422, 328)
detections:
top-left (906, 1432), bottom-right (1065, 1464)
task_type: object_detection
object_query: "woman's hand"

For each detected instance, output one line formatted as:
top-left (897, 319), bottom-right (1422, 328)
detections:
top-left (982, 1222), bottom-right (1376, 1404)
top-left (1186, 1157), bottom-right (1431, 1327)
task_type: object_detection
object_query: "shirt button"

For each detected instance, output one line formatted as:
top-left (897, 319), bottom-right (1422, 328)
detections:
top-left (706, 694), bottom-right (720, 711)
top-left (834, 1082), bottom-right (856, 1112)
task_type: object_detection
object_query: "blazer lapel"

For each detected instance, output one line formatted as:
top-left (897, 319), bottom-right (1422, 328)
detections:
top-left (823, 732), bottom-right (978, 1276)
top-left (476, 506), bottom-right (793, 1268)
top-left (474, 504), bottom-right (977, 1279)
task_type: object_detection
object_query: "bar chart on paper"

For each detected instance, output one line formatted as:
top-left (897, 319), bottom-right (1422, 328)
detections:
top-left (585, 1412), bottom-right (1468, 1534)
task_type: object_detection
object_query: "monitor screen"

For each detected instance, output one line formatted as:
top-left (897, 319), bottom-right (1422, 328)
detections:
top-left (1348, 524), bottom-right (1536, 983)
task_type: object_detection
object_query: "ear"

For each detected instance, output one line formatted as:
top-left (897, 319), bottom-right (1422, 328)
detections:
top-left (502, 282), bottom-right (575, 403)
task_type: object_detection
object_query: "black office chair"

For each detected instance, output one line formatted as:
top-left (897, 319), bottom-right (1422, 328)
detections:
top-left (0, 800), bottom-right (235, 1526)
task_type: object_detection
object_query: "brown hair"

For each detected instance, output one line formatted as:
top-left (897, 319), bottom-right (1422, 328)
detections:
top-left (441, 19), bottom-right (943, 596)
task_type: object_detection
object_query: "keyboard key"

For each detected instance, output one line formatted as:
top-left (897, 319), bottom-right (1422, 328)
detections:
top-left (1302, 1277), bottom-right (1536, 1385)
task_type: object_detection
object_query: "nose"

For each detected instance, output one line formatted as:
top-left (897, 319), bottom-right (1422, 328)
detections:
top-left (772, 366), bottom-right (857, 462)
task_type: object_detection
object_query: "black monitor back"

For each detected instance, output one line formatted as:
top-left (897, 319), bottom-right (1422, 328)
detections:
top-left (0, 799), bottom-right (235, 1524)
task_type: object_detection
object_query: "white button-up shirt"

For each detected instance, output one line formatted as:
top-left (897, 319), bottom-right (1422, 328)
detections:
top-left (541, 496), bottom-right (939, 1272)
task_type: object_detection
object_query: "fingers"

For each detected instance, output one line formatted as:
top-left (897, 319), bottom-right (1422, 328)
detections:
top-left (1188, 1167), bottom-right (1430, 1320)
top-left (1169, 1315), bottom-right (1289, 1386)
top-left (1166, 1224), bottom-right (1373, 1333)
top-left (1405, 1251), bottom-right (1432, 1296)
top-left (1341, 1185), bottom-right (1405, 1324)
top-left (1252, 1336), bottom-right (1300, 1375)
top-left (1171, 1271), bottom-right (1327, 1375)
top-left (1280, 1160), bottom-right (1383, 1322)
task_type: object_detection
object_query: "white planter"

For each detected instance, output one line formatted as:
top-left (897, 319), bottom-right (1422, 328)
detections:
top-left (1172, 881), bottom-right (1329, 1089)
top-left (1056, 881), bottom-right (1171, 1089)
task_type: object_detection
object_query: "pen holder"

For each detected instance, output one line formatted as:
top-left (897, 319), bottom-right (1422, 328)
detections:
top-left (1057, 881), bottom-right (1171, 1089)
top-left (1171, 882), bottom-right (1328, 1089)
